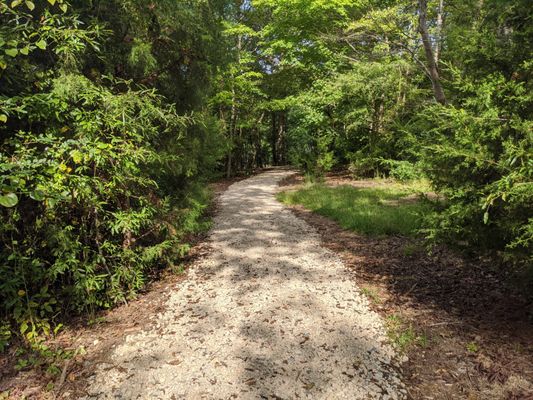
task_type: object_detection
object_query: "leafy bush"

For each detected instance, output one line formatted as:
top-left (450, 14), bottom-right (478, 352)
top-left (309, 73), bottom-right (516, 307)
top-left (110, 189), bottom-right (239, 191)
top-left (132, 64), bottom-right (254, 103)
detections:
top-left (0, 1), bottom-right (225, 346)
top-left (286, 60), bottom-right (423, 179)
top-left (347, 152), bottom-right (378, 178)
top-left (0, 73), bottom-right (205, 340)
top-left (380, 160), bottom-right (423, 182)
top-left (419, 70), bottom-right (532, 266)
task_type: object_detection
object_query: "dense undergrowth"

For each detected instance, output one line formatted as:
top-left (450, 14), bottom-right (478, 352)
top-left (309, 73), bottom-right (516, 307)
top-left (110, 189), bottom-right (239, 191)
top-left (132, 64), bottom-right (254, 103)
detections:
top-left (0, 1), bottom-right (227, 351)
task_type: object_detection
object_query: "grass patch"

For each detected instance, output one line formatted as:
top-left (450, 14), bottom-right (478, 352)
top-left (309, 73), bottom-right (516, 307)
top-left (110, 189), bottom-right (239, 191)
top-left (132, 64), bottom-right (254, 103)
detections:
top-left (466, 341), bottom-right (480, 353)
top-left (360, 286), bottom-right (382, 304)
top-left (278, 182), bottom-right (432, 236)
top-left (386, 314), bottom-right (429, 353)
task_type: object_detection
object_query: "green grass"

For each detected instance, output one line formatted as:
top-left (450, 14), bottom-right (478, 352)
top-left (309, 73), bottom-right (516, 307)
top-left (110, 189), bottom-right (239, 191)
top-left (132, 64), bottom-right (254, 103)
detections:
top-left (360, 286), bottom-right (382, 304)
top-left (466, 341), bottom-right (480, 353)
top-left (277, 182), bottom-right (432, 236)
top-left (386, 314), bottom-right (429, 353)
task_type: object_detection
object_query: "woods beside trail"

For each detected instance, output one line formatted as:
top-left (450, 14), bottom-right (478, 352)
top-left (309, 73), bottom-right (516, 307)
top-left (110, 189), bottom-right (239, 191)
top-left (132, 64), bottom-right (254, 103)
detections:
top-left (0, 0), bottom-right (532, 399)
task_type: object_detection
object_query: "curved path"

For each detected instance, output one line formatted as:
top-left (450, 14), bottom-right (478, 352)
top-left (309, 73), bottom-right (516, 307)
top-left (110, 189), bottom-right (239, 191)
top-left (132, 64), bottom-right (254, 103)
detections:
top-left (84, 169), bottom-right (406, 399)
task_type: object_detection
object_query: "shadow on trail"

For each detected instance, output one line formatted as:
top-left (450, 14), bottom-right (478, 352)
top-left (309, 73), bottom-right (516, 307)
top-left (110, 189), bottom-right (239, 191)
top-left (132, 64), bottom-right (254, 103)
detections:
top-left (86, 170), bottom-right (404, 399)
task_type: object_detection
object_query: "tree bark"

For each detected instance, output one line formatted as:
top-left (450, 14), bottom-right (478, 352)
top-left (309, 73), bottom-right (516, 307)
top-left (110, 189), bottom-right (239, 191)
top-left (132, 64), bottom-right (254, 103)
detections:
top-left (418, 0), bottom-right (447, 104)
top-left (434, 0), bottom-right (444, 65)
top-left (252, 112), bottom-right (265, 170)
top-left (276, 112), bottom-right (286, 165)
top-left (226, 33), bottom-right (243, 178)
top-left (226, 90), bottom-right (236, 178)
top-left (271, 112), bottom-right (277, 165)
top-left (226, 153), bottom-right (232, 179)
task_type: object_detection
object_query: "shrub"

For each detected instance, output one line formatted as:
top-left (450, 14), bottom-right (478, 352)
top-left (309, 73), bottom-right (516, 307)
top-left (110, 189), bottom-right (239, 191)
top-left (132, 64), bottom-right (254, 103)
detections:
top-left (419, 70), bottom-right (532, 267)
top-left (0, 73), bottom-right (203, 340)
top-left (380, 160), bottom-right (423, 182)
top-left (0, 3), bottom-right (225, 346)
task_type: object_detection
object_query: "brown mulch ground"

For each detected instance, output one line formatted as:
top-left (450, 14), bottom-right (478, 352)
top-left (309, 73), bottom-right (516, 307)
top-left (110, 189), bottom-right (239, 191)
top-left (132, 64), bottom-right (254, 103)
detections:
top-left (279, 173), bottom-right (533, 400)
top-left (0, 175), bottom-right (246, 400)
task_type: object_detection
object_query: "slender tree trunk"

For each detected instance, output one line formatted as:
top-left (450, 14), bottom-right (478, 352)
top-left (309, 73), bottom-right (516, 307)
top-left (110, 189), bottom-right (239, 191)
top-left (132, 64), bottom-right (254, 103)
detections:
top-left (251, 145), bottom-right (257, 172)
top-left (418, 0), bottom-right (447, 104)
top-left (238, 126), bottom-right (243, 171)
top-left (226, 81), bottom-right (237, 178)
top-left (276, 113), bottom-right (286, 165)
top-left (226, 99), bottom-right (236, 178)
top-left (226, 154), bottom-right (232, 179)
top-left (434, 0), bottom-right (444, 64)
top-left (271, 112), bottom-right (277, 165)
top-left (226, 104), bottom-right (234, 179)
top-left (226, 34), bottom-right (243, 178)
top-left (252, 112), bottom-right (265, 170)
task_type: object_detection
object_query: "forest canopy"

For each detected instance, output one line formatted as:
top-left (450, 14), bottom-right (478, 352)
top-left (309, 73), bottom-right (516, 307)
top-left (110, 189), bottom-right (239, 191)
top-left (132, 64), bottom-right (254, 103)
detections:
top-left (1, 0), bottom-right (531, 347)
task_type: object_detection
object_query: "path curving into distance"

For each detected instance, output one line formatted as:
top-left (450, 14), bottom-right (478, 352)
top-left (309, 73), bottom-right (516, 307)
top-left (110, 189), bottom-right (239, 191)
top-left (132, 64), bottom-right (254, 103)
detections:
top-left (84, 169), bottom-right (406, 400)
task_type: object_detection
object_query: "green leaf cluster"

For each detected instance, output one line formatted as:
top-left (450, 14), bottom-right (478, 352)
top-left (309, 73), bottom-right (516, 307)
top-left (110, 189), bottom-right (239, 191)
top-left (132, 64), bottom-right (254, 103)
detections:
top-left (0, 0), bottom-right (228, 348)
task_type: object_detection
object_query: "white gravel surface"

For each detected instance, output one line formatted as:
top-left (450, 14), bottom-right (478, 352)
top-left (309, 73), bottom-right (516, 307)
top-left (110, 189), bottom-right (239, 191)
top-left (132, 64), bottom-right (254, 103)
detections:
top-left (83, 169), bottom-right (407, 399)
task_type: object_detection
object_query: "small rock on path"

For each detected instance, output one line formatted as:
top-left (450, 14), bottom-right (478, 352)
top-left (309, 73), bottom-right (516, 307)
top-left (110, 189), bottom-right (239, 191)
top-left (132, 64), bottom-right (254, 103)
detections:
top-left (83, 169), bottom-right (406, 399)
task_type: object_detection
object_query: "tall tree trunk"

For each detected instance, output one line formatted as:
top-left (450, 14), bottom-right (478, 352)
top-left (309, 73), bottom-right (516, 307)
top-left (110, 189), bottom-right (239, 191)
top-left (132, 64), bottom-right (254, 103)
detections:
top-left (227, 94), bottom-right (236, 178)
top-left (434, 0), bottom-right (444, 65)
top-left (226, 152), bottom-right (232, 179)
top-left (271, 112), bottom-right (277, 165)
top-left (238, 126), bottom-right (244, 171)
top-left (418, 0), bottom-right (447, 104)
top-left (276, 112), bottom-right (286, 165)
top-left (226, 33), bottom-right (242, 178)
top-left (252, 112), bottom-right (265, 170)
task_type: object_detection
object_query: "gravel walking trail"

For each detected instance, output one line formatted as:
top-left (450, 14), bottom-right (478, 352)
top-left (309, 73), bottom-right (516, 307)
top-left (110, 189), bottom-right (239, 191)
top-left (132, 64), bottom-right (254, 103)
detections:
top-left (84, 169), bottom-right (406, 399)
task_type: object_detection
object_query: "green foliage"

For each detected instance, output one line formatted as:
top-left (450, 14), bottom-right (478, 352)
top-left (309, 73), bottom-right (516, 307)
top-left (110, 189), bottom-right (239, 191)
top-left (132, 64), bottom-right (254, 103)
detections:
top-left (286, 60), bottom-right (423, 177)
top-left (380, 160), bottom-right (423, 182)
top-left (1, 0), bottom-right (532, 352)
top-left (278, 183), bottom-right (432, 236)
top-left (0, 323), bottom-right (11, 352)
top-left (466, 341), bottom-right (479, 353)
top-left (254, 0), bottom-right (356, 73)
top-left (0, 0), bottom-right (227, 348)
top-left (386, 314), bottom-right (428, 353)
top-left (13, 338), bottom-right (82, 377)
top-left (418, 69), bottom-right (532, 266)
top-left (0, 71), bottom-right (213, 342)
top-left (275, 0), bottom-right (532, 273)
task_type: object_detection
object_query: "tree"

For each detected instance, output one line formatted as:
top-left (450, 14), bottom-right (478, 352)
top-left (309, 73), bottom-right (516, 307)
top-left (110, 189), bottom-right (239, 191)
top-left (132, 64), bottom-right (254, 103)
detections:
top-left (417, 0), bottom-right (446, 104)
